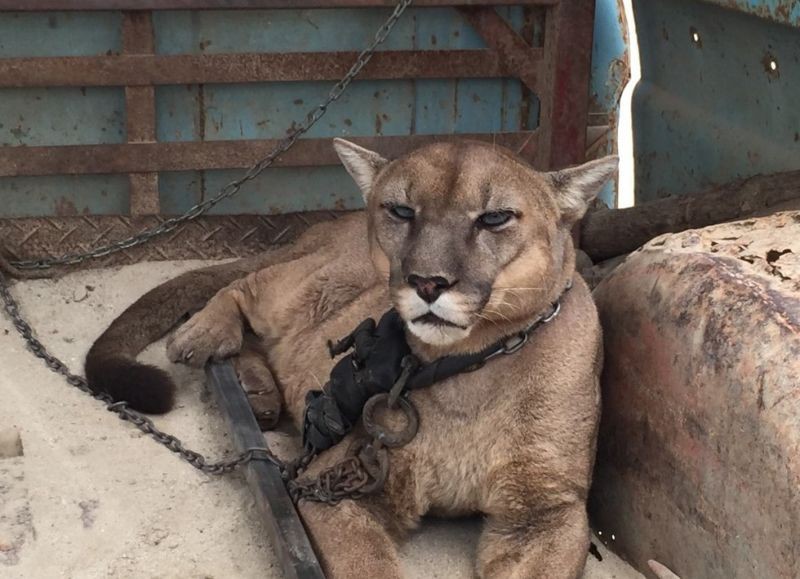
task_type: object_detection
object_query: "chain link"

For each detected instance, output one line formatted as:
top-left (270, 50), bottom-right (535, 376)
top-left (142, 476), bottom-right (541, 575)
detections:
top-left (10, 0), bottom-right (413, 272)
top-left (0, 267), bottom-right (263, 474)
top-left (0, 0), bottom-right (412, 503)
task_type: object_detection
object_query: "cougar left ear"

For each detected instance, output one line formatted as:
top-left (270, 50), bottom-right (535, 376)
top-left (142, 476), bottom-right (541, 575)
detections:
top-left (333, 138), bottom-right (389, 200)
top-left (545, 155), bottom-right (619, 223)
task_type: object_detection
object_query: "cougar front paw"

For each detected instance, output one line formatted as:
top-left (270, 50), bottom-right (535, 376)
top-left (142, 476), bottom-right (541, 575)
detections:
top-left (166, 313), bottom-right (243, 368)
top-left (236, 362), bottom-right (282, 430)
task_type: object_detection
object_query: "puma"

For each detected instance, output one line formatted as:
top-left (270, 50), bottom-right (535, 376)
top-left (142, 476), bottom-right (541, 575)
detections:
top-left (85, 139), bottom-right (617, 578)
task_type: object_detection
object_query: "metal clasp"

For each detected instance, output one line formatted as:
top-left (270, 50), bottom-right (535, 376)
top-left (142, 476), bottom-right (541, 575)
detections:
top-left (540, 300), bottom-right (561, 324)
top-left (502, 332), bottom-right (529, 355)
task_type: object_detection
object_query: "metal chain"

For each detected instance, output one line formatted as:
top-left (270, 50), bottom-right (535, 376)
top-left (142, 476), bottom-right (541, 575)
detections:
top-left (0, 0), bottom-right (412, 503)
top-left (0, 268), bottom-right (263, 474)
top-left (2, 241), bottom-right (390, 498)
top-left (10, 0), bottom-right (413, 272)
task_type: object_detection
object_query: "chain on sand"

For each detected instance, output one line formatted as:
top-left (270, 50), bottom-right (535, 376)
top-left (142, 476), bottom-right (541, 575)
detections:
top-left (0, 0), bottom-right (412, 501)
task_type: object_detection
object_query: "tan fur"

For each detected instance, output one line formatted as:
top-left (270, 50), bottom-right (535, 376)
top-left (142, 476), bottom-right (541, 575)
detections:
top-left (91, 140), bottom-right (617, 579)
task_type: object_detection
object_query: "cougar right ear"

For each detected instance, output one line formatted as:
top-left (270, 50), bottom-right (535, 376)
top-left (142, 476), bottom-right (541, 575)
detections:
top-left (544, 156), bottom-right (619, 223)
top-left (333, 138), bottom-right (388, 200)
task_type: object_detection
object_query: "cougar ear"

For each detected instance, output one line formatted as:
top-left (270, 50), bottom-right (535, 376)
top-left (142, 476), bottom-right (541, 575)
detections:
top-left (333, 138), bottom-right (389, 200)
top-left (545, 155), bottom-right (619, 223)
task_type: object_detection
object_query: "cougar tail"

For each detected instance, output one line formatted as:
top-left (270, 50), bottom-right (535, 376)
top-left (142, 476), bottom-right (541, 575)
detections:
top-left (84, 255), bottom-right (271, 414)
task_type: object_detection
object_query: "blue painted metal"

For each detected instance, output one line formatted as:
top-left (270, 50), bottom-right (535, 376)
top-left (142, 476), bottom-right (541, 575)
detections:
top-left (703, 0), bottom-right (800, 26)
top-left (0, 6), bottom-right (540, 217)
top-left (591, 0), bottom-right (628, 119)
top-left (631, 0), bottom-right (800, 202)
top-left (0, 12), bottom-right (127, 216)
top-left (590, 0), bottom-right (628, 206)
top-left (153, 6), bottom-right (532, 215)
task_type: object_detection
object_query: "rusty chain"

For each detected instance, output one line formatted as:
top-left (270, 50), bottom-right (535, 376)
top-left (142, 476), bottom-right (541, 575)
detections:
top-left (8, 0), bottom-right (413, 272)
top-left (0, 0), bottom-right (413, 504)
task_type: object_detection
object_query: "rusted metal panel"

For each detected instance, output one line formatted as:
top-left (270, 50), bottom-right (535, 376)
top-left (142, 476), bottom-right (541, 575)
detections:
top-left (0, 132), bottom-right (538, 177)
top-left (536, 0), bottom-right (595, 170)
top-left (0, 0), bottom-right (558, 10)
top-left (0, 212), bottom-right (341, 270)
top-left (122, 11), bottom-right (160, 215)
top-left (591, 213), bottom-right (800, 578)
top-left (458, 7), bottom-right (541, 93)
top-left (128, 173), bottom-right (160, 215)
top-left (0, 4), bottom-right (594, 219)
top-left (0, 50), bottom-right (536, 88)
top-left (702, 0), bottom-right (800, 26)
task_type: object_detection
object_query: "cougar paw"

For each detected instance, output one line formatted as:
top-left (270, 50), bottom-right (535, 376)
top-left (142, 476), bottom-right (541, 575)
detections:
top-left (236, 362), bottom-right (282, 430)
top-left (166, 313), bottom-right (243, 368)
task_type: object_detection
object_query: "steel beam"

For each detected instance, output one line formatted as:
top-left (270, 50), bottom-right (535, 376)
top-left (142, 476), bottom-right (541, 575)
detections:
top-left (0, 50), bottom-right (539, 88)
top-left (122, 11), bottom-right (160, 215)
top-left (0, 132), bottom-right (538, 177)
top-left (206, 362), bottom-right (324, 579)
top-left (0, 0), bottom-right (558, 10)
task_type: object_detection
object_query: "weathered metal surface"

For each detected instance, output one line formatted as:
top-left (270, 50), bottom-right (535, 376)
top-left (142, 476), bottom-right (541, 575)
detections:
top-left (580, 168), bottom-right (800, 261)
top-left (122, 11), bottom-right (160, 215)
top-left (0, 50), bottom-right (538, 88)
top-left (459, 7), bottom-right (542, 92)
top-left (588, 0), bottom-right (628, 207)
top-left (0, 6), bottom-right (552, 217)
top-left (631, 0), bottom-right (800, 202)
top-left (536, 0), bottom-right (596, 170)
top-left (0, 3), bottom-right (596, 217)
top-left (0, 132), bottom-right (538, 177)
top-left (0, 212), bottom-right (341, 270)
top-left (702, 0), bottom-right (800, 26)
top-left (206, 362), bottom-right (325, 579)
top-left (590, 212), bottom-right (800, 578)
top-left (0, 0), bottom-right (558, 9)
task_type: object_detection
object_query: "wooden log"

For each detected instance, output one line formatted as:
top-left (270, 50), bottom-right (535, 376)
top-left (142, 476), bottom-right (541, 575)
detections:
top-left (580, 170), bottom-right (800, 262)
top-left (205, 362), bottom-right (324, 579)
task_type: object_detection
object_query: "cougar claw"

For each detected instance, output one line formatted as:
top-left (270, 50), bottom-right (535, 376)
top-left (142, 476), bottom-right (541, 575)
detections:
top-left (166, 313), bottom-right (243, 368)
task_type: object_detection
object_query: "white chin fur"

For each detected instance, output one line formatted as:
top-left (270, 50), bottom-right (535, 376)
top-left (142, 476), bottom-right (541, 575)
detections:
top-left (407, 321), bottom-right (471, 346)
top-left (395, 287), bottom-right (474, 346)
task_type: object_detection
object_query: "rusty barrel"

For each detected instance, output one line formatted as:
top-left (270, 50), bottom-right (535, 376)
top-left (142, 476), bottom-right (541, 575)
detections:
top-left (590, 212), bottom-right (800, 579)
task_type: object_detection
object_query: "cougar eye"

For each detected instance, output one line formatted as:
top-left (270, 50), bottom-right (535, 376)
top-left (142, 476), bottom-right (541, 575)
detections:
top-left (386, 204), bottom-right (415, 221)
top-left (477, 210), bottom-right (514, 229)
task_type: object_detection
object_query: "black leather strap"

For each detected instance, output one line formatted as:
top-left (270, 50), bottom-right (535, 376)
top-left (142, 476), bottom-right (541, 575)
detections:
top-left (302, 282), bottom-right (572, 452)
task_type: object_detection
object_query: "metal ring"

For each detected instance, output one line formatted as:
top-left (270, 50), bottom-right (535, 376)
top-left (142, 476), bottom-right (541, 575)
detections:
top-left (362, 393), bottom-right (419, 448)
top-left (540, 300), bottom-right (561, 324)
top-left (502, 333), bottom-right (528, 355)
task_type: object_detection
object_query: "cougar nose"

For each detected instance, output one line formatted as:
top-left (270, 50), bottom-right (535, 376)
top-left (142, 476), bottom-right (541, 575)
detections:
top-left (407, 274), bottom-right (454, 304)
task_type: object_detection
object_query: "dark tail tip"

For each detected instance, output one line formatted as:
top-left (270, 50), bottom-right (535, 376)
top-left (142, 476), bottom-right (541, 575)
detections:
top-left (85, 356), bottom-right (176, 414)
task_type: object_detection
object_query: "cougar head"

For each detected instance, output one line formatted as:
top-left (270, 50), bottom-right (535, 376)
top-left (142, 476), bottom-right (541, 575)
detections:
top-left (334, 138), bottom-right (617, 350)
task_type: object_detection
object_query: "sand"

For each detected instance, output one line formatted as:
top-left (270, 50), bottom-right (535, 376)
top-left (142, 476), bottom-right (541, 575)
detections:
top-left (0, 261), bottom-right (643, 579)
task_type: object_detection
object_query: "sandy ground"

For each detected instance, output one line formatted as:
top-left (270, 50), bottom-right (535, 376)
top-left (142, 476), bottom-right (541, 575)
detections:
top-left (0, 260), bottom-right (643, 579)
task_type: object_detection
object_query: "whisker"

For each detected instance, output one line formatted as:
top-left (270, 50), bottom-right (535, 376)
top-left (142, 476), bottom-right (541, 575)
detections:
top-left (474, 312), bottom-right (500, 328)
top-left (483, 307), bottom-right (512, 324)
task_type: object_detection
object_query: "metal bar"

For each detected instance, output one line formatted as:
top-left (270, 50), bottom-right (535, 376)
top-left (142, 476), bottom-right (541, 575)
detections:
top-left (205, 362), bottom-right (324, 579)
top-left (458, 6), bottom-right (541, 94)
top-left (0, 0), bottom-right (559, 10)
top-left (0, 131), bottom-right (538, 177)
top-left (0, 50), bottom-right (541, 88)
top-left (122, 11), bottom-right (160, 216)
top-left (535, 0), bottom-right (595, 170)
